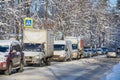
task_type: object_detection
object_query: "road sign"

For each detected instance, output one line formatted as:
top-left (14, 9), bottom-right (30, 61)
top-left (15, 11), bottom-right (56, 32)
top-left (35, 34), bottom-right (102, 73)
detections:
top-left (24, 18), bottom-right (33, 28)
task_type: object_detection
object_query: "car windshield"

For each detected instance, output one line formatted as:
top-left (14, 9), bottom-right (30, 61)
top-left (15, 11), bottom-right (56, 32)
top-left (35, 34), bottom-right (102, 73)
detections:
top-left (54, 45), bottom-right (65, 50)
top-left (88, 49), bottom-right (92, 52)
top-left (108, 48), bottom-right (115, 52)
top-left (23, 43), bottom-right (41, 52)
top-left (97, 48), bottom-right (101, 51)
top-left (92, 48), bottom-right (96, 51)
top-left (84, 49), bottom-right (88, 52)
top-left (0, 45), bottom-right (9, 52)
top-left (72, 44), bottom-right (78, 50)
top-left (102, 48), bottom-right (107, 51)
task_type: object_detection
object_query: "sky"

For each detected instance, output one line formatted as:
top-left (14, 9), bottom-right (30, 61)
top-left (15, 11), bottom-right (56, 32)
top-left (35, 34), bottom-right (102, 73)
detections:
top-left (109, 0), bottom-right (117, 5)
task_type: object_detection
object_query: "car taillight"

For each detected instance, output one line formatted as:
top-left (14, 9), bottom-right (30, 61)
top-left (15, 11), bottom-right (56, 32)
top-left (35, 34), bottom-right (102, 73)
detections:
top-left (0, 62), bottom-right (7, 68)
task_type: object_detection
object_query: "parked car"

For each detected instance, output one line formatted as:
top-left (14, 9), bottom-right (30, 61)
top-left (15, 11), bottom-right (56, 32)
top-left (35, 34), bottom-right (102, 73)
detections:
top-left (116, 48), bottom-right (120, 55)
top-left (83, 47), bottom-right (92, 58)
top-left (116, 48), bottom-right (120, 57)
top-left (91, 48), bottom-right (97, 56)
top-left (88, 49), bottom-right (93, 57)
top-left (106, 48), bottom-right (117, 58)
top-left (96, 48), bottom-right (102, 55)
top-left (101, 47), bottom-right (108, 54)
top-left (0, 40), bottom-right (24, 75)
top-left (83, 49), bottom-right (89, 58)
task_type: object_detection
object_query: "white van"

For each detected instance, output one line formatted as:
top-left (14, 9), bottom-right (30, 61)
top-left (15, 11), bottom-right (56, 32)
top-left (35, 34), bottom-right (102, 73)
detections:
top-left (53, 40), bottom-right (72, 61)
top-left (65, 37), bottom-right (79, 59)
top-left (23, 29), bottom-right (54, 66)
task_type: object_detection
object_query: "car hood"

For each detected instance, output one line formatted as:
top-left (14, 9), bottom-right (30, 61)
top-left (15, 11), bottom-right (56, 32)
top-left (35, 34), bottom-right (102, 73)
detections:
top-left (0, 52), bottom-right (8, 56)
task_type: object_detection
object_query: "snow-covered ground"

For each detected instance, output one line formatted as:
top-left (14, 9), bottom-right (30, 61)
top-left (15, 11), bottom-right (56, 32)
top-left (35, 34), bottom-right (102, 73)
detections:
top-left (0, 56), bottom-right (120, 80)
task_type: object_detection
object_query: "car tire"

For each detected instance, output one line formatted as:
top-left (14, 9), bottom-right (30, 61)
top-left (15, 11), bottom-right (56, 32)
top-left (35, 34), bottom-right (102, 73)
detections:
top-left (69, 55), bottom-right (72, 61)
top-left (39, 59), bottom-right (44, 67)
top-left (17, 61), bottom-right (24, 72)
top-left (106, 55), bottom-right (109, 58)
top-left (77, 54), bottom-right (80, 59)
top-left (63, 56), bottom-right (67, 62)
top-left (80, 54), bottom-right (84, 58)
top-left (44, 58), bottom-right (51, 66)
top-left (4, 62), bottom-right (12, 75)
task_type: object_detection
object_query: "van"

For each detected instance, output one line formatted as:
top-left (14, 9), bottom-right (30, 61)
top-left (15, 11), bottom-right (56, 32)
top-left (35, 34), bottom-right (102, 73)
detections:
top-left (23, 29), bottom-right (54, 66)
top-left (0, 40), bottom-right (24, 75)
top-left (53, 40), bottom-right (72, 61)
top-left (65, 37), bottom-right (78, 59)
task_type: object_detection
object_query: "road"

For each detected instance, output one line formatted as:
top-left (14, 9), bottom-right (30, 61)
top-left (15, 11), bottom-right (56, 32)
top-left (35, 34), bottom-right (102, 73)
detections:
top-left (0, 55), bottom-right (120, 80)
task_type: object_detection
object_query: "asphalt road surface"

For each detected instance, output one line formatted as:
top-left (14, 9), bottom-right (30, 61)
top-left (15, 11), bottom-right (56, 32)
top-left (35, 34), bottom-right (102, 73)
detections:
top-left (0, 55), bottom-right (120, 80)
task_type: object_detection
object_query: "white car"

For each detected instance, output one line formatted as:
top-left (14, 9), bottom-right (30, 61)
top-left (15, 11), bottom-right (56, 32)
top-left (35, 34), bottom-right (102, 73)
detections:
top-left (107, 49), bottom-right (117, 58)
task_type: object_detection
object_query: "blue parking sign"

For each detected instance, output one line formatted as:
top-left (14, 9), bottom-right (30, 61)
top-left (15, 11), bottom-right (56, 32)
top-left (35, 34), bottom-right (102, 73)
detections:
top-left (24, 18), bottom-right (33, 28)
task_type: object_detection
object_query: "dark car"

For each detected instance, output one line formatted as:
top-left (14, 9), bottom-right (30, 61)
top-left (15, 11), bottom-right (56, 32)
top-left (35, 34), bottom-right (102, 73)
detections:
top-left (83, 48), bottom-right (89, 58)
top-left (91, 48), bottom-right (97, 56)
top-left (101, 47), bottom-right (108, 54)
top-left (116, 48), bottom-right (120, 57)
top-left (116, 48), bottom-right (120, 54)
top-left (83, 47), bottom-right (92, 57)
top-left (0, 40), bottom-right (24, 75)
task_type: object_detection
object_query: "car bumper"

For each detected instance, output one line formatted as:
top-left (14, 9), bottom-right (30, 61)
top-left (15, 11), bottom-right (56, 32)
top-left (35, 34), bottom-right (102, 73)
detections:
top-left (71, 52), bottom-right (78, 58)
top-left (52, 55), bottom-right (65, 61)
top-left (25, 56), bottom-right (40, 64)
top-left (83, 53), bottom-right (89, 57)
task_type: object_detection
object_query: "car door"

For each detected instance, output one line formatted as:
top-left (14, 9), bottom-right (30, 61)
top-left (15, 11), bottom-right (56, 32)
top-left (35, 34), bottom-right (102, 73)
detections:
top-left (11, 42), bottom-right (21, 66)
top-left (10, 45), bottom-right (18, 67)
top-left (15, 44), bottom-right (21, 65)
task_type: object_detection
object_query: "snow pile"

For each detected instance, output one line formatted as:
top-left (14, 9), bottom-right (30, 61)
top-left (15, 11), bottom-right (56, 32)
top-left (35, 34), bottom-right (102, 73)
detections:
top-left (79, 58), bottom-right (100, 65)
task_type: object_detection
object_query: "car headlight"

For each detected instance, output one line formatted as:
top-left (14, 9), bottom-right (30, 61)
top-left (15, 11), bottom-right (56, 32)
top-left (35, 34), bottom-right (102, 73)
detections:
top-left (34, 56), bottom-right (40, 59)
top-left (60, 54), bottom-right (65, 57)
top-left (0, 57), bottom-right (7, 62)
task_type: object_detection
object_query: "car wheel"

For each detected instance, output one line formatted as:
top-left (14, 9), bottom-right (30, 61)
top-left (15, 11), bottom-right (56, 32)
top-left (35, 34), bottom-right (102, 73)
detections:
top-left (81, 54), bottom-right (84, 58)
top-left (39, 59), bottom-right (44, 67)
top-left (63, 56), bottom-right (67, 62)
top-left (44, 58), bottom-right (51, 66)
top-left (106, 55), bottom-right (109, 58)
top-left (4, 63), bottom-right (12, 75)
top-left (77, 54), bottom-right (80, 59)
top-left (17, 61), bottom-right (24, 72)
